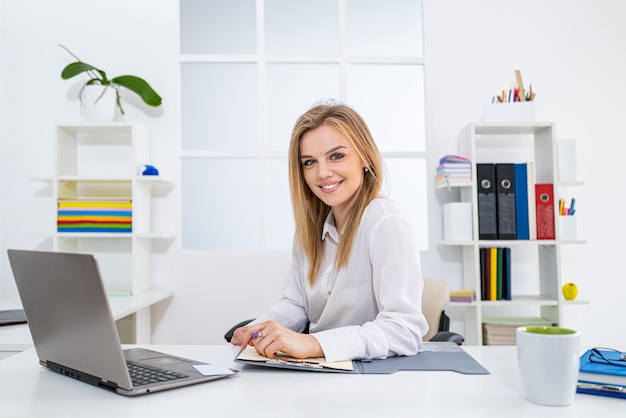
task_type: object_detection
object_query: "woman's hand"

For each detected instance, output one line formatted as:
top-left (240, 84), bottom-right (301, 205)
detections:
top-left (231, 320), bottom-right (323, 359)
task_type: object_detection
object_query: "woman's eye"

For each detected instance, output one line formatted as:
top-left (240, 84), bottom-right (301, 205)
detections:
top-left (330, 153), bottom-right (344, 161)
top-left (302, 159), bottom-right (315, 167)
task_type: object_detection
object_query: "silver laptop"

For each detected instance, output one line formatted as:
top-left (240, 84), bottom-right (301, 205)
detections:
top-left (7, 249), bottom-right (237, 396)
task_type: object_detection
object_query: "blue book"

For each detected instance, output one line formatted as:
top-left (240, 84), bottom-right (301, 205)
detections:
top-left (514, 163), bottom-right (530, 240)
top-left (578, 348), bottom-right (626, 386)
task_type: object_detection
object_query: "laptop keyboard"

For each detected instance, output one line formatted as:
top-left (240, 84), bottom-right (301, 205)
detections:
top-left (127, 361), bottom-right (189, 387)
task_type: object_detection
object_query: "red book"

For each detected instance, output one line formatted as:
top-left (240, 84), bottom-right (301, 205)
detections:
top-left (535, 184), bottom-right (555, 240)
top-left (481, 248), bottom-right (490, 300)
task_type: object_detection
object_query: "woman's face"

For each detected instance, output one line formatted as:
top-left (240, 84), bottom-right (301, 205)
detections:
top-left (299, 124), bottom-right (365, 227)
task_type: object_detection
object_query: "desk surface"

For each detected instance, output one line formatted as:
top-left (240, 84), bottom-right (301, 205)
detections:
top-left (0, 289), bottom-right (173, 350)
top-left (0, 345), bottom-right (621, 417)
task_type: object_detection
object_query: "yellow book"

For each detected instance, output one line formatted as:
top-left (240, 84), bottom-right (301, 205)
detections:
top-left (490, 247), bottom-right (497, 301)
top-left (58, 200), bottom-right (132, 208)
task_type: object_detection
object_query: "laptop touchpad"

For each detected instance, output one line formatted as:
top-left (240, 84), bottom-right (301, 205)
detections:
top-left (141, 356), bottom-right (193, 367)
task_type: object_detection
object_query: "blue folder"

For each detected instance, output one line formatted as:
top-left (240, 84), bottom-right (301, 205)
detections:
top-left (514, 163), bottom-right (530, 240)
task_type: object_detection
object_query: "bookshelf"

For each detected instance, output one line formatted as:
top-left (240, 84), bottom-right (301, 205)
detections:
top-left (31, 123), bottom-right (174, 342)
top-left (440, 122), bottom-right (586, 345)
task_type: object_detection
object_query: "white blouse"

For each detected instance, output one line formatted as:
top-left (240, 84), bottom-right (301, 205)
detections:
top-left (254, 198), bottom-right (428, 362)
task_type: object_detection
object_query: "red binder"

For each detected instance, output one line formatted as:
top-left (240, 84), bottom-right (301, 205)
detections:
top-left (535, 184), bottom-right (555, 240)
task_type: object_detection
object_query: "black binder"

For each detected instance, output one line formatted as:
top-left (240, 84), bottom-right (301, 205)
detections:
top-left (476, 163), bottom-right (497, 240)
top-left (495, 164), bottom-right (517, 240)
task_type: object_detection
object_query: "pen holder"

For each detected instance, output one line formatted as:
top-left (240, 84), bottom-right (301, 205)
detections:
top-left (558, 216), bottom-right (577, 241)
top-left (482, 102), bottom-right (535, 123)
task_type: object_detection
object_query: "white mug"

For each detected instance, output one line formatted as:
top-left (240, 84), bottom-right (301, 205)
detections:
top-left (516, 326), bottom-right (580, 406)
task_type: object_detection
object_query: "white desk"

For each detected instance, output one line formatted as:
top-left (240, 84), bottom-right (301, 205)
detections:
top-left (0, 345), bottom-right (621, 417)
top-left (0, 289), bottom-right (173, 351)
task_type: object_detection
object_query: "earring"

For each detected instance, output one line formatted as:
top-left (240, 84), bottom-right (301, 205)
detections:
top-left (364, 167), bottom-right (370, 173)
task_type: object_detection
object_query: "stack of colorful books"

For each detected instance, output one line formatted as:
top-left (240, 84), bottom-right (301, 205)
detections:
top-left (449, 289), bottom-right (473, 303)
top-left (436, 155), bottom-right (472, 188)
top-left (57, 200), bottom-right (132, 233)
top-left (480, 247), bottom-right (512, 301)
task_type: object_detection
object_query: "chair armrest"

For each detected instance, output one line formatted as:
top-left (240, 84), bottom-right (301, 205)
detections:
top-left (429, 331), bottom-right (465, 346)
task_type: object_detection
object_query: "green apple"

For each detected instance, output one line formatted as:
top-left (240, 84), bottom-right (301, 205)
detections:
top-left (562, 283), bottom-right (578, 300)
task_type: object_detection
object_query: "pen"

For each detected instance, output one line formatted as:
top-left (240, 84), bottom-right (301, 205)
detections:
top-left (570, 198), bottom-right (576, 214)
top-left (578, 381), bottom-right (625, 392)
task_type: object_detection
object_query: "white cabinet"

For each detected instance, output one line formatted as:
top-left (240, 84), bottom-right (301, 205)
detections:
top-left (52, 123), bottom-right (174, 295)
top-left (33, 123), bottom-right (173, 342)
top-left (440, 123), bottom-right (585, 345)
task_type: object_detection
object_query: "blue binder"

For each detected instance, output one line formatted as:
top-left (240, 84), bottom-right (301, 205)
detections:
top-left (514, 163), bottom-right (530, 240)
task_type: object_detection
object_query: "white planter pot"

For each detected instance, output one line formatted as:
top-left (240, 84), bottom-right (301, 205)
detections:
top-left (81, 85), bottom-right (117, 122)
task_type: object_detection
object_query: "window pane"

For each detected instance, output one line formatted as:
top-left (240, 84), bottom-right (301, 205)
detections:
top-left (181, 158), bottom-right (261, 249)
top-left (346, 0), bottom-right (423, 57)
top-left (181, 63), bottom-right (258, 152)
top-left (180, 0), bottom-right (256, 54)
top-left (265, 0), bottom-right (338, 55)
top-left (383, 157), bottom-right (429, 250)
top-left (265, 63), bottom-right (340, 152)
top-left (347, 64), bottom-right (425, 152)
top-left (265, 158), bottom-right (294, 250)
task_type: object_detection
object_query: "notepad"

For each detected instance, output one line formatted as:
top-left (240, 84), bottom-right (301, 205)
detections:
top-left (236, 346), bottom-right (354, 371)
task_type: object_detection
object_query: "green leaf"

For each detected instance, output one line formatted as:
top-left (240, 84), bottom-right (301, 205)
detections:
top-left (111, 75), bottom-right (162, 107)
top-left (61, 62), bottom-right (108, 84)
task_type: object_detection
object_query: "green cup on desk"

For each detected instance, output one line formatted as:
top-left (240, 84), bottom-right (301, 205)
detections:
top-left (516, 326), bottom-right (580, 406)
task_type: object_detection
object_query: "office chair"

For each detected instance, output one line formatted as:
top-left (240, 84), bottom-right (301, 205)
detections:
top-left (420, 277), bottom-right (464, 344)
top-left (224, 277), bottom-right (464, 345)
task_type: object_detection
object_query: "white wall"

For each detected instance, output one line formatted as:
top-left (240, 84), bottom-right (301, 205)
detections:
top-left (1, 0), bottom-right (623, 350)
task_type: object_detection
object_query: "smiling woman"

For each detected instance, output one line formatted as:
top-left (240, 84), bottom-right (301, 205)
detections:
top-left (229, 103), bottom-right (429, 362)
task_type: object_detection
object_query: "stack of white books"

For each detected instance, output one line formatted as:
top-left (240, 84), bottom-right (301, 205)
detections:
top-left (481, 316), bottom-right (555, 346)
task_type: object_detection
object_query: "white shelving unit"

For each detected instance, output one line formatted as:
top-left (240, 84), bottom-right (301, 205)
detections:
top-left (440, 122), bottom-right (586, 345)
top-left (32, 123), bottom-right (174, 343)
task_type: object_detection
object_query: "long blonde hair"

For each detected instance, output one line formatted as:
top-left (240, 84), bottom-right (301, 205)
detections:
top-left (288, 103), bottom-right (384, 285)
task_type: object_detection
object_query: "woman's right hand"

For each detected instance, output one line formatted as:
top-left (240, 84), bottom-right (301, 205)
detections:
top-left (230, 320), bottom-right (323, 359)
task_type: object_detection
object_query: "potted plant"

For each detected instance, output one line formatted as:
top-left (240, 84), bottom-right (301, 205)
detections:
top-left (59, 44), bottom-right (162, 119)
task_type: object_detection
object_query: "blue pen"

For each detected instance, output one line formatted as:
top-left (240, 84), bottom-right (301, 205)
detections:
top-left (569, 198), bottom-right (576, 215)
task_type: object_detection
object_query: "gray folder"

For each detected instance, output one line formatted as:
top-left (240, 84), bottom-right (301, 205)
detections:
top-left (235, 341), bottom-right (490, 375)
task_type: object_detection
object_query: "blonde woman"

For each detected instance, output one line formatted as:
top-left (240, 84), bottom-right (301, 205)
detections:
top-left (231, 103), bottom-right (427, 362)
